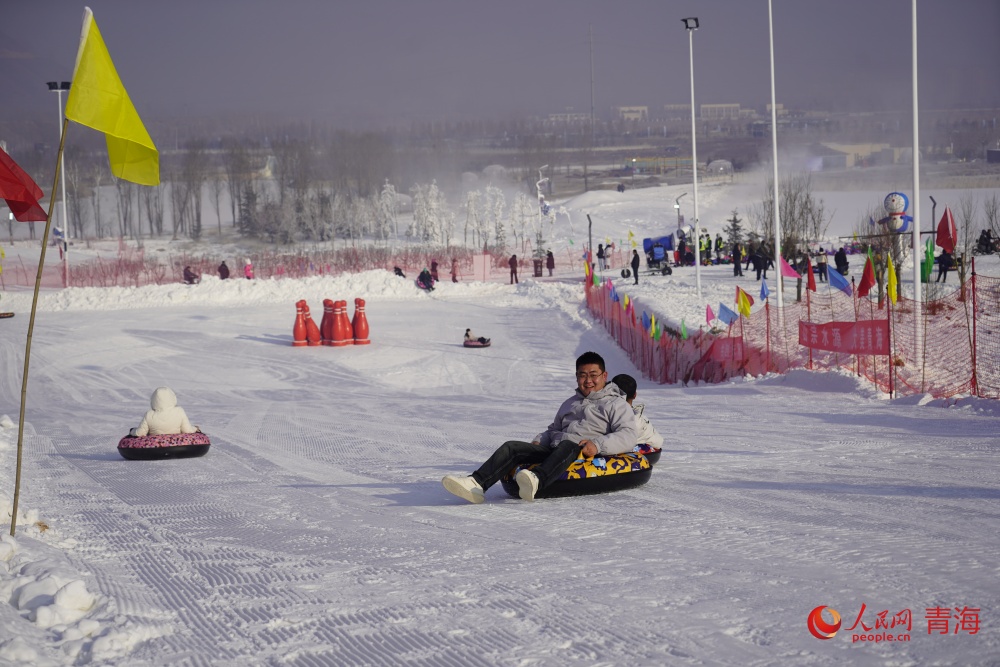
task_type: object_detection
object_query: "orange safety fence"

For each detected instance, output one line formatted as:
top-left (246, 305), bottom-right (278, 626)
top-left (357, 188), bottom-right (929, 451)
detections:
top-left (584, 263), bottom-right (998, 400)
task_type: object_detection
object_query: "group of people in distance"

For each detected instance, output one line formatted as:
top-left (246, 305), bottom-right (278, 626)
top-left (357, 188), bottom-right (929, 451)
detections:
top-left (442, 351), bottom-right (662, 503)
top-left (182, 259), bottom-right (254, 284)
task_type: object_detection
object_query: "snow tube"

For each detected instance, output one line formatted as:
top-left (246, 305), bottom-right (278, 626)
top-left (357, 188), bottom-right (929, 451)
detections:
top-left (500, 452), bottom-right (652, 499)
top-left (463, 339), bottom-right (491, 348)
top-left (117, 432), bottom-right (211, 460)
top-left (635, 443), bottom-right (661, 465)
top-left (415, 279), bottom-right (434, 291)
top-left (0, 312), bottom-right (14, 319)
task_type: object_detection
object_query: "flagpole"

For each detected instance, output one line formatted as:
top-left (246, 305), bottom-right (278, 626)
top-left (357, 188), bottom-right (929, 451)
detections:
top-left (806, 286), bottom-right (813, 370)
top-left (910, 0), bottom-right (923, 375)
top-left (10, 118), bottom-right (69, 536)
top-left (768, 0), bottom-right (782, 309)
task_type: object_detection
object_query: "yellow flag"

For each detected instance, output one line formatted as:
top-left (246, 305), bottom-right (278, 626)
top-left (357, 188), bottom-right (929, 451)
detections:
top-left (65, 8), bottom-right (159, 185)
top-left (736, 287), bottom-right (754, 318)
top-left (887, 253), bottom-right (898, 304)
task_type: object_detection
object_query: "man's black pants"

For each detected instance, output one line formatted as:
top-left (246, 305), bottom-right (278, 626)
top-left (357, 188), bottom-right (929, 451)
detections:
top-left (472, 440), bottom-right (583, 491)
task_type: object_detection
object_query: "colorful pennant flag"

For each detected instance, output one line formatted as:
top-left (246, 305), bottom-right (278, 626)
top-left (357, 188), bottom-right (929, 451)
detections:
top-left (828, 265), bottom-right (853, 295)
top-left (717, 303), bottom-right (739, 326)
top-left (681, 319), bottom-right (688, 340)
top-left (779, 256), bottom-right (800, 280)
top-left (0, 146), bottom-right (47, 221)
top-left (736, 286), bottom-right (755, 318)
top-left (887, 253), bottom-right (898, 304)
top-left (65, 8), bottom-right (160, 185)
top-left (706, 304), bottom-right (715, 325)
top-left (760, 279), bottom-right (770, 301)
top-left (857, 255), bottom-right (876, 298)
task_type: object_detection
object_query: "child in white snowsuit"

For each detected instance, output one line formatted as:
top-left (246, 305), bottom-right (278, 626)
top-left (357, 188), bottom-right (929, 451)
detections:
top-left (131, 387), bottom-right (199, 436)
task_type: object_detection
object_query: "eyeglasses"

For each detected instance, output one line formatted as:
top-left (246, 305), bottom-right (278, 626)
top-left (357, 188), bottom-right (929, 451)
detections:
top-left (576, 371), bottom-right (605, 381)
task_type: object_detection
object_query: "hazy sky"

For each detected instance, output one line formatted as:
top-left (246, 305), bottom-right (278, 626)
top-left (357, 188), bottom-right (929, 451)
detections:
top-left (2, 0), bottom-right (999, 128)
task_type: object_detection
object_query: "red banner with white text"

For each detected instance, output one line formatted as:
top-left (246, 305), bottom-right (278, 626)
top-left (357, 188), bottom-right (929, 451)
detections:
top-left (799, 320), bottom-right (891, 355)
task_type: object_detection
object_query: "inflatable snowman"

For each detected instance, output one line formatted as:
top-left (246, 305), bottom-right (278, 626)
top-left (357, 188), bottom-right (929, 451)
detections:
top-left (877, 192), bottom-right (914, 233)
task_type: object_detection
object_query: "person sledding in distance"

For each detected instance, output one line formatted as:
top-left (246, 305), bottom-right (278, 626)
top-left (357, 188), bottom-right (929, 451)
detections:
top-left (464, 328), bottom-right (490, 346)
top-left (416, 267), bottom-right (435, 291)
top-left (442, 351), bottom-right (638, 503)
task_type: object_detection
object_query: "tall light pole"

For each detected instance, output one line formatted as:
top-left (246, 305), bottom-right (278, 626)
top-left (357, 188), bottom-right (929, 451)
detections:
top-left (767, 0), bottom-right (783, 308)
top-left (47, 81), bottom-right (71, 287)
top-left (682, 17), bottom-right (701, 299)
top-left (536, 165), bottom-right (549, 270)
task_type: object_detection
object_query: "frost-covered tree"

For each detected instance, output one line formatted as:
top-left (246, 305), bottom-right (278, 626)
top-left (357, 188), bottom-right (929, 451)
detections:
top-left (511, 193), bottom-right (535, 252)
top-left (350, 195), bottom-right (377, 244)
top-left (483, 185), bottom-right (505, 253)
top-left (464, 190), bottom-right (482, 247)
top-left (377, 181), bottom-right (399, 243)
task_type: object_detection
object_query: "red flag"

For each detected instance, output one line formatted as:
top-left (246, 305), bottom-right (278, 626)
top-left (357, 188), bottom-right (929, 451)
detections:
top-left (857, 256), bottom-right (876, 298)
top-left (936, 207), bottom-right (957, 254)
top-left (706, 304), bottom-right (715, 325)
top-left (0, 146), bottom-right (47, 222)
top-left (805, 255), bottom-right (817, 292)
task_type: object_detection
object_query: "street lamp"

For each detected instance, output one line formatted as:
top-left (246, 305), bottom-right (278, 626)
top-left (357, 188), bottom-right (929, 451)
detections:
top-left (631, 158), bottom-right (636, 187)
top-left (47, 81), bottom-right (71, 287)
top-left (682, 17), bottom-right (701, 299)
top-left (674, 192), bottom-right (687, 233)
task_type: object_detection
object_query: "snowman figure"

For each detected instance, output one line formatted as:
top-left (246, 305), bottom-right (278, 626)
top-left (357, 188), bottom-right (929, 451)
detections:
top-left (877, 192), bottom-right (913, 233)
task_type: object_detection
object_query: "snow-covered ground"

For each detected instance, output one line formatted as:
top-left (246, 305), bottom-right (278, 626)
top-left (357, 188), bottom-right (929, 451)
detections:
top-left (2, 181), bottom-right (999, 665)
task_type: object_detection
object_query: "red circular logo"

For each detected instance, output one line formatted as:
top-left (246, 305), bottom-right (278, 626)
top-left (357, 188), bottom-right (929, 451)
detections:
top-left (807, 605), bottom-right (842, 640)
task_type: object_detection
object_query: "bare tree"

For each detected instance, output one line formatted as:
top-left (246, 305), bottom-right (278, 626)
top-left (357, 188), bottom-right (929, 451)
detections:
top-left (221, 139), bottom-right (251, 228)
top-left (182, 141), bottom-right (209, 240)
top-left (748, 173), bottom-right (831, 259)
top-left (142, 184), bottom-right (164, 237)
top-left (983, 193), bottom-right (1000, 251)
top-left (955, 196), bottom-right (978, 292)
top-left (209, 174), bottom-right (226, 238)
top-left (114, 178), bottom-right (135, 239)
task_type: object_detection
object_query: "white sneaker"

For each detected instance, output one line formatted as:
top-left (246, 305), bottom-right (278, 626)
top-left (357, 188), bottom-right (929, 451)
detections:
top-left (515, 469), bottom-right (540, 501)
top-left (442, 475), bottom-right (485, 504)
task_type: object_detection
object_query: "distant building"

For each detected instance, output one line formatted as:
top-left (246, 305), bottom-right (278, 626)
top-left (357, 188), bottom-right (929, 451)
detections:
top-left (547, 112), bottom-right (590, 124)
top-left (988, 149), bottom-right (1000, 164)
top-left (700, 104), bottom-right (741, 121)
top-left (663, 104), bottom-right (690, 121)
top-left (614, 106), bottom-right (648, 122)
top-left (766, 103), bottom-right (788, 117)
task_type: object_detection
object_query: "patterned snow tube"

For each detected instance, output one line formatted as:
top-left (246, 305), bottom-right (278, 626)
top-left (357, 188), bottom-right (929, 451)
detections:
top-left (500, 452), bottom-right (652, 499)
top-left (117, 432), bottom-right (211, 460)
top-left (635, 443), bottom-right (662, 465)
top-left (463, 340), bottom-right (491, 348)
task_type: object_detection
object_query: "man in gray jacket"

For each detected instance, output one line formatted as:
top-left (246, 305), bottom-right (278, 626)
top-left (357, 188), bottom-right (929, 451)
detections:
top-left (442, 351), bottom-right (638, 503)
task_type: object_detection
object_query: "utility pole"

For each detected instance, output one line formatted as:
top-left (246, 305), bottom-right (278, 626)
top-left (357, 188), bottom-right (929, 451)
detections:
top-left (587, 24), bottom-right (595, 193)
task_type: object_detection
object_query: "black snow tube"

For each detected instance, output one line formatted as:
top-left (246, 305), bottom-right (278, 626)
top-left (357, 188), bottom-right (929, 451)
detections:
top-left (500, 452), bottom-right (652, 499)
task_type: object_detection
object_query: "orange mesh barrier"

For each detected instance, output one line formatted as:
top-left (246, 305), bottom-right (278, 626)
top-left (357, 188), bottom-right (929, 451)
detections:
top-left (585, 267), bottom-right (995, 400)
